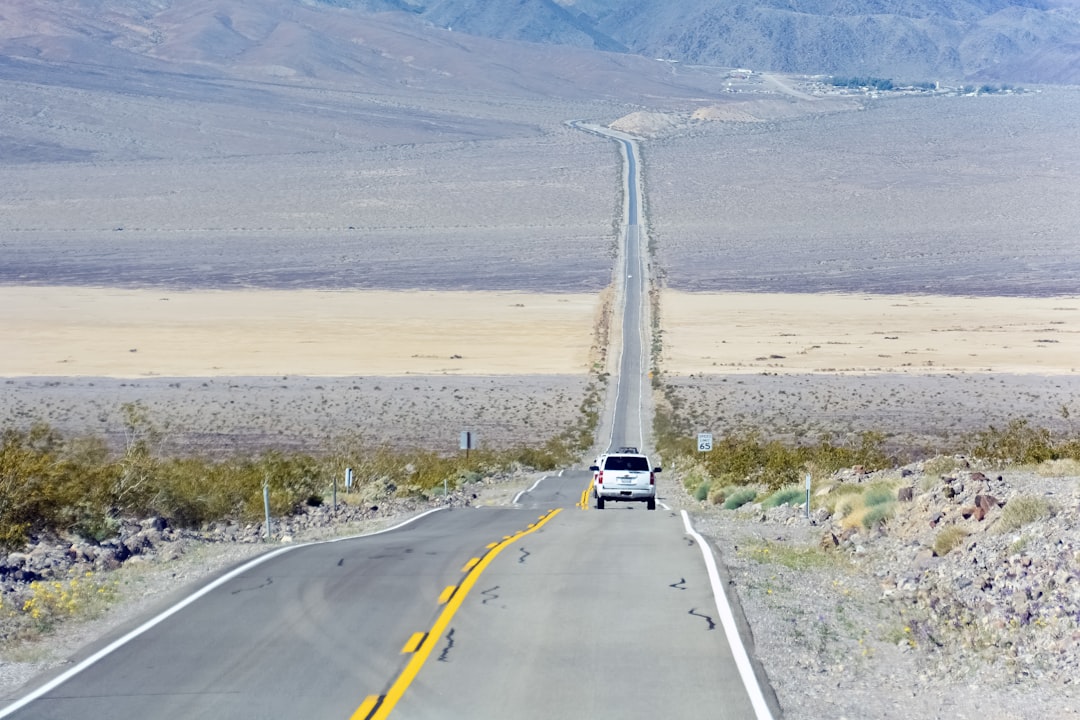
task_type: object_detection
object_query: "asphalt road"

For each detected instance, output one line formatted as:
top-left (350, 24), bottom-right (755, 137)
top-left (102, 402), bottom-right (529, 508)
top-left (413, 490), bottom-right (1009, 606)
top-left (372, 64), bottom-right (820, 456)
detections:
top-left (3, 123), bottom-right (776, 720)
top-left (2, 474), bottom-right (767, 720)
top-left (570, 121), bottom-right (650, 454)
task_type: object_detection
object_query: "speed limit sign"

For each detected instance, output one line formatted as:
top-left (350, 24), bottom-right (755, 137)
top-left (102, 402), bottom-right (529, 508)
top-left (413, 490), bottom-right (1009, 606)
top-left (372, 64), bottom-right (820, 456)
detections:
top-left (697, 433), bottom-right (713, 452)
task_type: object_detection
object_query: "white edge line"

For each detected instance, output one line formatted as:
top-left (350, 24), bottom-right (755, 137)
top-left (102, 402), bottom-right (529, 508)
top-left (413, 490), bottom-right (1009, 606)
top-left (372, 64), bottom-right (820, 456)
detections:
top-left (0, 507), bottom-right (445, 717)
top-left (681, 510), bottom-right (775, 720)
top-left (512, 476), bottom-right (547, 504)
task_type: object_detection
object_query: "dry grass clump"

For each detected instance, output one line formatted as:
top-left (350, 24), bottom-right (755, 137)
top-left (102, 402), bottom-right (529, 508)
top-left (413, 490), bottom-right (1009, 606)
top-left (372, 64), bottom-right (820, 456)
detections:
top-left (829, 481), bottom-right (901, 530)
top-left (996, 495), bottom-right (1054, 533)
top-left (704, 476), bottom-right (746, 506)
top-left (723, 487), bottom-right (759, 510)
top-left (693, 481), bottom-right (710, 502)
top-left (933, 526), bottom-right (969, 556)
top-left (922, 455), bottom-right (966, 478)
top-left (761, 486), bottom-right (805, 510)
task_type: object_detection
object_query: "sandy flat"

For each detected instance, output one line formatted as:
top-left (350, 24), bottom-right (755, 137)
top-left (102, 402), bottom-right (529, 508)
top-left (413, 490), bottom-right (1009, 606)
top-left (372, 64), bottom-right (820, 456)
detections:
top-left (1, 287), bottom-right (598, 377)
top-left (661, 291), bottom-right (1080, 375)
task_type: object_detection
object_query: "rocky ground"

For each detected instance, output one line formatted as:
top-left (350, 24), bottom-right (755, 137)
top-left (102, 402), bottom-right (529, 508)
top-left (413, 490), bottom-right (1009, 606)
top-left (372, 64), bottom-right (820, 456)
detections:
top-left (670, 458), bottom-right (1080, 720)
top-left (0, 375), bottom-right (592, 455)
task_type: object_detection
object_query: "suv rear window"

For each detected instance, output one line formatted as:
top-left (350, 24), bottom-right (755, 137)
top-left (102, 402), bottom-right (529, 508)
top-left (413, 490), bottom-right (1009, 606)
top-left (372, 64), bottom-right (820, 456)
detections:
top-left (603, 456), bottom-right (649, 471)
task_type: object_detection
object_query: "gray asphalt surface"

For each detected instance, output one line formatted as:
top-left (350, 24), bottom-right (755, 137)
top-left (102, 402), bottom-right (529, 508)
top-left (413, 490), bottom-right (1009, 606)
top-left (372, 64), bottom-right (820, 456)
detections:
top-left (3, 509), bottom-right (550, 719)
top-left (392, 473), bottom-right (759, 720)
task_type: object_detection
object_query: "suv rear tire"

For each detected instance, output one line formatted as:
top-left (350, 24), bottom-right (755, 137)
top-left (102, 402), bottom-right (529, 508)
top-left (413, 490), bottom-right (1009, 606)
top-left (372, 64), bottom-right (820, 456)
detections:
top-left (647, 498), bottom-right (656, 510)
top-left (596, 496), bottom-right (605, 510)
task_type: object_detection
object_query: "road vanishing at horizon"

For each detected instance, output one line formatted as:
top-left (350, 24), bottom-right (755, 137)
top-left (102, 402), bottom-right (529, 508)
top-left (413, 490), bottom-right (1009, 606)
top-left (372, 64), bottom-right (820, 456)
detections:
top-left (1, 127), bottom-right (778, 720)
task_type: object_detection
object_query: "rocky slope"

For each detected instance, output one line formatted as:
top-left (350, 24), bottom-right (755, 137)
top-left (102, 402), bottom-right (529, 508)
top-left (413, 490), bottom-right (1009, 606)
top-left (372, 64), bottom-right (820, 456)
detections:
top-left (677, 457), bottom-right (1080, 719)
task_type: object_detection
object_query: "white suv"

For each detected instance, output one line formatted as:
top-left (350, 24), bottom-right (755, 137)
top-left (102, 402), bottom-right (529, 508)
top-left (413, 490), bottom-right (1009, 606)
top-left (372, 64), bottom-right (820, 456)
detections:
top-left (590, 451), bottom-right (660, 510)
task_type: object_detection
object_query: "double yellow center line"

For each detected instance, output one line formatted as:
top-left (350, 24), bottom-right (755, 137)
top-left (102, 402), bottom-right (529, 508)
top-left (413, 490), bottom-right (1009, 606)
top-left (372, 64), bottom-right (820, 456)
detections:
top-left (352, 508), bottom-right (562, 720)
top-left (577, 480), bottom-right (594, 510)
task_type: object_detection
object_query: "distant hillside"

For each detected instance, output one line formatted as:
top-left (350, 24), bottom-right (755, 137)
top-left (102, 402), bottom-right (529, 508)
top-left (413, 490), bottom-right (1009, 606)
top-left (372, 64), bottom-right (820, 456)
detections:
top-left (0, 0), bottom-right (729, 104)
top-left (2, 0), bottom-right (1077, 88)
top-left (390, 0), bottom-right (1080, 83)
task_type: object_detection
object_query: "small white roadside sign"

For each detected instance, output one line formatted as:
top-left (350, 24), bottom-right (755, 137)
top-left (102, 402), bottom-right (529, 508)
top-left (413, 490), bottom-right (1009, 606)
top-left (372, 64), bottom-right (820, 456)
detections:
top-left (697, 432), bottom-right (713, 452)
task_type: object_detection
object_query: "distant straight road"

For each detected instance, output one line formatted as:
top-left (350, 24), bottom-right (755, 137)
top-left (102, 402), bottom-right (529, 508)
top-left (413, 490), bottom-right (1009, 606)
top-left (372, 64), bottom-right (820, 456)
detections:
top-left (568, 120), bottom-right (650, 454)
top-left (1, 123), bottom-right (777, 720)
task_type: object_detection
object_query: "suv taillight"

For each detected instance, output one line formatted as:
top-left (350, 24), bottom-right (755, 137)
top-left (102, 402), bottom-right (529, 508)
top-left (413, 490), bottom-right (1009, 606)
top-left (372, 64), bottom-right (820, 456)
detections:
top-left (650, 472), bottom-right (655, 485)
top-left (597, 471), bottom-right (603, 484)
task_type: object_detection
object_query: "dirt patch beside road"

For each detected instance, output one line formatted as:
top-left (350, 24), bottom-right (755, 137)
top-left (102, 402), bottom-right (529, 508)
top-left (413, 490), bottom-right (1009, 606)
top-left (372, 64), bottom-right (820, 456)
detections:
top-left (661, 291), bottom-right (1080, 375)
top-left (1, 287), bottom-right (598, 377)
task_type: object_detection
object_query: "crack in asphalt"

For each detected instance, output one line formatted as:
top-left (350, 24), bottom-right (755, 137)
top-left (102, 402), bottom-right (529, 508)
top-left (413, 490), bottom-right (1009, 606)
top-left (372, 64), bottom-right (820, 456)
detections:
top-left (230, 577), bottom-right (273, 595)
top-left (518, 547), bottom-right (530, 564)
top-left (670, 578), bottom-right (687, 590)
top-left (437, 628), bottom-right (456, 662)
top-left (481, 586), bottom-right (500, 605)
top-left (688, 608), bottom-right (716, 630)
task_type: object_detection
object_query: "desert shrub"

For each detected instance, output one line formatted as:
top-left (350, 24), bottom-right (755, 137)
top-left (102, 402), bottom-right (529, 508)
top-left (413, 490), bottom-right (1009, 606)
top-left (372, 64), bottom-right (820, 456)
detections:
top-left (1, 417), bottom-right (584, 544)
top-left (836, 495), bottom-right (859, 519)
top-left (933, 526), bottom-right (969, 556)
top-left (0, 424), bottom-right (121, 549)
top-left (17, 571), bottom-right (117, 633)
top-left (967, 420), bottom-right (1064, 465)
top-left (761, 486), bottom-right (804, 510)
top-left (707, 484), bottom-right (738, 505)
top-left (923, 456), bottom-right (965, 476)
top-left (862, 484), bottom-right (895, 507)
top-left (723, 487), bottom-right (758, 510)
top-left (655, 424), bottom-right (888, 493)
top-left (818, 482), bottom-right (863, 518)
top-left (679, 463), bottom-right (710, 493)
top-left (693, 481), bottom-right (710, 502)
top-left (997, 496), bottom-right (1052, 533)
top-left (861, 502), bottom-right (895, 529)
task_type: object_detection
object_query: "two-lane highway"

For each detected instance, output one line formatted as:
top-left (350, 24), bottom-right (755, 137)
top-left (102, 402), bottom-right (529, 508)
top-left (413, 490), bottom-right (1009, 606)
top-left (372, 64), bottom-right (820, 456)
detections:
top-left (3, 475), bottom-right (770, 719)
top-left (2, 122), bottom-right (778, 719)
top-left (569, 121), bottom-right (651, 454)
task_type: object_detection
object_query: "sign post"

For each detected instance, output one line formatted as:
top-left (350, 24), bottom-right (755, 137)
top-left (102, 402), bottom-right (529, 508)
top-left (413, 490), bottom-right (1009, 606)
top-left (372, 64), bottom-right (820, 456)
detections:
top-left (460, 430), bottom-right (475, 460)
top-left (697, 432), bottom-right (713, 453)
top-left (263, 476), bottom-right (272, 541)
top-left (805, 472), bottom-right (812, 520)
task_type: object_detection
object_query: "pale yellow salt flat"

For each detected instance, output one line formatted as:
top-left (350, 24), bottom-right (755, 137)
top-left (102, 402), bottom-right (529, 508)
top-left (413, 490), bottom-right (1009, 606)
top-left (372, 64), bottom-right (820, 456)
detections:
top-left (661, 291), bottom-right (1080, 375)
top-left (0, 287), bottom-right (597, 377)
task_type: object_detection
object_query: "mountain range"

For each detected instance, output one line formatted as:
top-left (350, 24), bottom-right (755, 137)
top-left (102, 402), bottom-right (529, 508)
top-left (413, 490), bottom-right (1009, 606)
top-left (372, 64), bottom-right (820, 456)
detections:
top-left (329, 0), bottom-right (1080, 83)
top-left (1, 1), bottom-right (1078, 86)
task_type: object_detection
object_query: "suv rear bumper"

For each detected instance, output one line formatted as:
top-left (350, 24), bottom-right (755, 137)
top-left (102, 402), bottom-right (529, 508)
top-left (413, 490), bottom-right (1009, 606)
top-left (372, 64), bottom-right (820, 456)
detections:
top-left (596, 487), bottom-right (655, 501)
